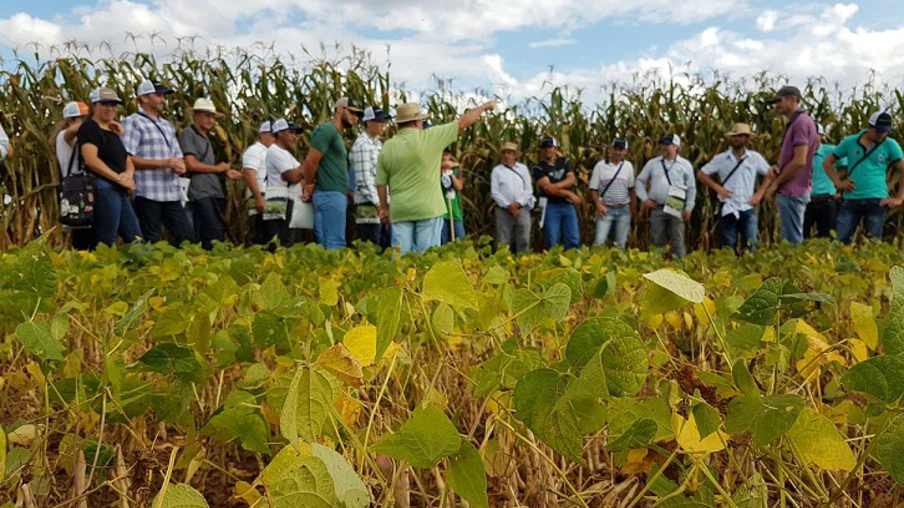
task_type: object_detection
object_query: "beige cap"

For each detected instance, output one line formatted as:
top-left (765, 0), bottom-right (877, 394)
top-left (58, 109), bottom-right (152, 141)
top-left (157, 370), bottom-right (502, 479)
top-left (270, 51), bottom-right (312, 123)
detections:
top-left (395, 103), bottom-right (429, 124)
top-left (191, 98), bottom-right (224, 117)
top-left (92, 87), bottom-right (122, 104)
top-left (500, 141), bottom-right (519, 153)
top-left (333, 97), bottom-right (363, 113)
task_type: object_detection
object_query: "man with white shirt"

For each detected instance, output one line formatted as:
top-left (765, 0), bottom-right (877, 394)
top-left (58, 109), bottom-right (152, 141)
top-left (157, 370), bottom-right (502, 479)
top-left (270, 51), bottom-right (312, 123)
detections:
top-left (0, 123), bottom-right (8, 161)
top-left (242, 121), bottom-right (275, 244)
top-left (636, 134), bottom-right (696, 258)
top-left (351, 106), bottom-right (392, 248)
top-left (491, 142), bottom-right (535, 253)
top-left (589, 138), bottom-right (634, 249)
top-left (263, 119), bottom-right (305, 246)
top-left (697, 123), bottom-right (775, 254)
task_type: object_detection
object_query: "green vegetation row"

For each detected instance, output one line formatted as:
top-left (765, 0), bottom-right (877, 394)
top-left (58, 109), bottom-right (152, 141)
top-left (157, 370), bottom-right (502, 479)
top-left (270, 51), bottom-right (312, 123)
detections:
top-left (1, 237), bottom-right (904, 506)
top-left (2, 41), bottom-right (904, 249)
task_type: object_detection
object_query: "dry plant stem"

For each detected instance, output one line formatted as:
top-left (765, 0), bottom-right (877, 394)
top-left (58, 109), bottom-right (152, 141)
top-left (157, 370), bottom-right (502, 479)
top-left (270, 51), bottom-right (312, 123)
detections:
top-left (85, 392), bottom-right (107, 488)
top-left (625, 449), bottom-right (679, 508)
top-left (823, 418), bottom-right (889, 508)
top-left (494, 416), bottom-right (590, 508)
top-left (153, 446), bottom-right (180, 508)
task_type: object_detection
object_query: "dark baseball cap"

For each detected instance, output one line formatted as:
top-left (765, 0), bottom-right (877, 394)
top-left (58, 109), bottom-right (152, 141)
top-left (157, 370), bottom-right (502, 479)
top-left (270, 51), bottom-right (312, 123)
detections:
top-left (869, 112), bottom-right (893, 133)
top-left (660, 134), bottom-right (681, 147)
top-left (540, 136), bottom-right (558, 148)
top-left (766, 85), bottom-right (802, 104)
top-left (612, 138), bottom-right (628, 149)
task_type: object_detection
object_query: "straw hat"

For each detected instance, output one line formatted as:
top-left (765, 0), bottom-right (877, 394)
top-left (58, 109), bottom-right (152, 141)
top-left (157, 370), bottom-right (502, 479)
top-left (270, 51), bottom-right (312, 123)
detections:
top-left (500, 142), bottom-right (519, 153)
top-left (395, 103), bottom-right (429, 124)
top-left (725, 123), bottom-right (753, 137)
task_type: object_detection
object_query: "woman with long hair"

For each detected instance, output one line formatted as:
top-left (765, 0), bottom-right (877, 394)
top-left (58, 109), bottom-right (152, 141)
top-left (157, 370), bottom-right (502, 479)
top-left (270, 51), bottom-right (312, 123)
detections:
top-left (78, 88), bottom-right (142, 247)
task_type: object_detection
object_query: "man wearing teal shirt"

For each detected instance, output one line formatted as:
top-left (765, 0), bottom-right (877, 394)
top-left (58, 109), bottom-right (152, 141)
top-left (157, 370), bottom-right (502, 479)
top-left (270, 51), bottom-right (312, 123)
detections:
top-left (823, 112), bottom-right (904, 243)
top-left (804, 124), bottom-right (846, 239)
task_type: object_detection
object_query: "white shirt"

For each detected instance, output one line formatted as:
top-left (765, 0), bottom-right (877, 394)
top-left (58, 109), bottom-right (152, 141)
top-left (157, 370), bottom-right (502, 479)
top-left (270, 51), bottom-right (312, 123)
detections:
top-left (636, 155), bottom-right (697, 211)
top-left (56, 131), bottom-right (78, 178)
top-left (589, 159), bottom-right (635, 206)
top-left (242, 141), bottom-right (269, 215)
top-left (700, 148), bottom-right (770, 217)
top-left (491, 162), bottom-right (535, 210)
top-left (0, 124), bottom-right (8, 161)
top-left (264, 145), bottom-right (302, 219)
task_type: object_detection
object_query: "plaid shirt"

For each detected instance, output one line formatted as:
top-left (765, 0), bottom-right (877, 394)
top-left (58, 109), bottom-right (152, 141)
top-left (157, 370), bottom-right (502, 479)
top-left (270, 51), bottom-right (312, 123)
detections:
top-left (350, 132), bottom-right (383, 205)
top-left (122, 111), bottom-right (184, 202)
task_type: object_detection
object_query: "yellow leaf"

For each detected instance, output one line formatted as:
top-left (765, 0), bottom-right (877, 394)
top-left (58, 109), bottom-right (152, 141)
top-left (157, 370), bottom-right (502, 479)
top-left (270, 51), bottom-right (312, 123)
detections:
top-left (315, 343), bottom-right (364, 387)
top-left (664, 311), bottom-right (683, 330)
top-left (683, 311), bottom-right (694, 331)
top-left (8, 424), bottom-right (38, 446)
top-left (344, 302), bottom-right (356, 318)
top-left (761, 327), bottom-right (775, 343)
top-left (796, 335), bottom-right (845, 379)
top-left (672, 412), bottom-right (729, 456)
top-left (149, 296), bottom-right (166, 310)
top-left (104, 301), bottom-right (129, 317)
top-left (848, 338), bottom-right (868, 363)
top-left (334, 393), bottom-right (363, 429)
top-left (850, 302), bottom-right (878, 350)
top-left (646, 314), bottom-right (664, 329)
top-left (319, 278), bottom-right (339, 306)
top-left (787, 408), bottom-right (856, 472)
top-left (343, 325), bottom-right (378, 367)
top-left (620, 448), bottom-right (652, 474)
top-left (0, 426), bottom-right (6, 483)
top-left (234, 481), bottom-right (262, 506)
top-left (25, 362), bottom-right (45, 388)
top-left (558, 255), bottom-right (573, 267)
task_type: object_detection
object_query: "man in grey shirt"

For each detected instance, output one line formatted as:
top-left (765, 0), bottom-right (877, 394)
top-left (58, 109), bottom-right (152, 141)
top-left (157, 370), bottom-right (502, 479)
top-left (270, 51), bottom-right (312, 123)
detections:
top-left (636, 134), bottom-right (697, 258)
top-left (179, 98), bottom-right (243, 249)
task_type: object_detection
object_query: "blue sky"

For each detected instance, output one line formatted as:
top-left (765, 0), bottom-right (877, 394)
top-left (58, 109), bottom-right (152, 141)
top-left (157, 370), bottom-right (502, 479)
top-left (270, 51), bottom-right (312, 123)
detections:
top-left (1, 1), bottom-right (902, 103)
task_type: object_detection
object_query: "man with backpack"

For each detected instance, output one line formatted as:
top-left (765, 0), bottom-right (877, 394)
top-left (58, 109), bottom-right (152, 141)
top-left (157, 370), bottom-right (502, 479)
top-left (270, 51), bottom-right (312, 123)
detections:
top-left (589, 138), bottom-right (634, 249)
top-left (697, 123), bottom-right (775, 254)
top-left (821, 111), bottom-right (904, 243)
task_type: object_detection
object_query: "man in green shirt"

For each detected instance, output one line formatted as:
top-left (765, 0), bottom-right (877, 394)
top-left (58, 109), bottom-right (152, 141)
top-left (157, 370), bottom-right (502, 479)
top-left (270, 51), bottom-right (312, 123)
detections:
top-left (301, 97), bottom-right (363, 250)
top-left (376, 100), bottom-right (495, 254)
top-left (440, 148), bottom-right (466, 243)
top-left (822, 112), bottom-right (904, 243)
top-left (804, 123), bottom-right (846, 239)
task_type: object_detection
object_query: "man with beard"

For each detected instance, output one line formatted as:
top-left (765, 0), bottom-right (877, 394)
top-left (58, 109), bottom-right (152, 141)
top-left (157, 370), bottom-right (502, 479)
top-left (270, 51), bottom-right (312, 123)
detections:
top-left (302, 97), bottom-right (363, 250)
top-left (121, 79), bottom-right (194, 245)
top-left (698, 123), bottom-right (775, 254)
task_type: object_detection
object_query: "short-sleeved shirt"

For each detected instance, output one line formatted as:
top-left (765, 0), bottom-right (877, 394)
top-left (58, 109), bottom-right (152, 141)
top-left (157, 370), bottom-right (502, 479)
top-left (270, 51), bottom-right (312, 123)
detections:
top-left (533, 157), bottom-right (574, 205)
top-left (811, 144), bottom-right (846, 197)
top-left (589, 159), bottom-right (635, 206)
top-left (242, 141), bottom-right (269, 215)
top-left (376, 121), bottom-right (458, 223)
top-left (832, 130), bottom-right (904, 200)
top-left (441, 166), bottom-right (463, 220)
top-left (77, 118), bottom-right (129, 182)
top-left (121, 112), bottom-right (184, 202)
top-left (778, 110), bottom-right (819, 197)
top-left (701, 149), bottom-right (770, 216)
top-left (179, 126), bottom-right (224, 201)
top-left (311, 121), bottom-right (349, 194)
top-left (56, 131), bottom-right (78, 178)
top-left (264, 144), bottom-right (302, 220)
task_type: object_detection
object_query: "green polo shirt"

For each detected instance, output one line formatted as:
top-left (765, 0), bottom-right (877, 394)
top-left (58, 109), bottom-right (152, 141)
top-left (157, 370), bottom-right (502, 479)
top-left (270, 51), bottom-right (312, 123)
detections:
top-left (833, 130), bottom-right (904, 200)
top-left (311, 120), bottom-right (349, 193)
top-left (376, 121), bottom-right (458, 222)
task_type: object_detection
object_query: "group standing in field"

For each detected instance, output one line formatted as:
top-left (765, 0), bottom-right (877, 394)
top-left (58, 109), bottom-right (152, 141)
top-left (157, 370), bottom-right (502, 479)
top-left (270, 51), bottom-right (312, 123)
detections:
top-left (45, 81), bottom-right (904, 257)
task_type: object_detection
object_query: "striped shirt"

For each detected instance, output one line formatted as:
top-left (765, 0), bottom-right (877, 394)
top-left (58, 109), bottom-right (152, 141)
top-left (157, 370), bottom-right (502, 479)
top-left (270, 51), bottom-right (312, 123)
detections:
top-left (589, 159), bottom-right (635, 206)
top-left (121, 111), bottom-right (183, 202)
top-left (350, 132), bottom-right (383, 205)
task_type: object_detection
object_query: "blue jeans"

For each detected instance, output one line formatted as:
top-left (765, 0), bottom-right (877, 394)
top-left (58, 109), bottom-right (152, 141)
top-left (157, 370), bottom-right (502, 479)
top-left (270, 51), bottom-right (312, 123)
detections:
top-left (441, 219), bottom-right (466, 244)
top-left (836, 198), bottom-right (886, 244)
top-left (719, 208), bottom-right (758, 253)
top-left (593, 207), bottom-right (630, 249)
top-left (133, 196), bottom-right (195, 245)
top-left (192, 197), bottom-right (227, 250)
top-left (313, 191), bottom-right (347, 250)
top-left (392, 217), bottom-right (444, 255)
top-left (543, 203), bottom-right (580, 250)
top-left (775, 194), bottom-right (809, 246)
top-left (94, 178), bottom-right (142, 248)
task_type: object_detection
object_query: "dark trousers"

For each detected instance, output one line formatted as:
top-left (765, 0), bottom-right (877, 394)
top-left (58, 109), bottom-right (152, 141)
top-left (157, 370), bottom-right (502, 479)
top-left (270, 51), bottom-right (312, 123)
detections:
top-left (253, 214), bottom-right (279, 245)
top-left (133, 197), bottom-right (195, 246)
top-left (357, 222), bottom-right (391, 250)
top-left (94, 178), bottom-right (143, 248)
top-left (804, 197), bottom-right (837, 239)
top-left (192, 197), bottom-right (227, 250)
top-left (719, 208), bottom-right (758, 254)
top-left (69, 227), bottom-right (94, 250)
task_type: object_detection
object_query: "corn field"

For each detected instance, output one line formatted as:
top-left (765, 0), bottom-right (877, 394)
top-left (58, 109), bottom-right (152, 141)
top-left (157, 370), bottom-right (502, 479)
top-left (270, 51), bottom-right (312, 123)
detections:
top-left (1, 41), bottom-right (903, 250)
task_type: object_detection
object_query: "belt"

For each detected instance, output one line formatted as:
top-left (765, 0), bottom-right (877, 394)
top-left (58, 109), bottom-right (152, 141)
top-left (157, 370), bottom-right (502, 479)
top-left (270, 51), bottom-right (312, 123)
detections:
top-left (604, 203), bottom-right (628, 209)
top-left (810, 195), bottom-right (835, 203)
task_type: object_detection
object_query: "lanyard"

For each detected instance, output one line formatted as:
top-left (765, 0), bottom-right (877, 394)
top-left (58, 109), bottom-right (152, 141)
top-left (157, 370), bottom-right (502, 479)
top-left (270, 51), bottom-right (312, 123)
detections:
top-left (597, 161), bottom-right (625, 198)
top-left (138, 111), bottom-right (173, 150)
top-left (660, 158), bottom-right (678, 186)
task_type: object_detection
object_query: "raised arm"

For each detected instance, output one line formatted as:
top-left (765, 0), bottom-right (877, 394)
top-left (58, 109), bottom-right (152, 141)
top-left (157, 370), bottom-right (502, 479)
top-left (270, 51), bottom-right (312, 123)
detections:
top-left (458, 101), bottom-right (497, 131)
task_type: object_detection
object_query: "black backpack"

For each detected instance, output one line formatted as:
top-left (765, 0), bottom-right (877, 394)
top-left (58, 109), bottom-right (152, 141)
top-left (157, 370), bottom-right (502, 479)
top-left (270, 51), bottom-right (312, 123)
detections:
top-left (58, 140), bottom-right (95, 229)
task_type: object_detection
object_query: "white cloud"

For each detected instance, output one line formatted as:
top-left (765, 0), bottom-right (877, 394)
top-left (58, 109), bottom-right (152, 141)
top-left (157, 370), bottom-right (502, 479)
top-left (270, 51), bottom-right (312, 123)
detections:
top-left (756, 10), bottom-right (778, 32)
top-left (529, 38), bottom-right (577, 49)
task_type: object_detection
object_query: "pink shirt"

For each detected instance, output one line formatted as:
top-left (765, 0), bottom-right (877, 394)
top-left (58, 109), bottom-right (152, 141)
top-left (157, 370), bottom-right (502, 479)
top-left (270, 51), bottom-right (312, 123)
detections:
top-left (778, 110), bottom-right (819, 197)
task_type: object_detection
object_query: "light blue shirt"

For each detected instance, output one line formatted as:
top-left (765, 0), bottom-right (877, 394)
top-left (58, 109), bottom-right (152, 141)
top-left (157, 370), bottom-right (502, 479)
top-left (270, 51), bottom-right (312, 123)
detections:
top-left (811, 144), bottom-right (844, 197)
top-left (701, 149), bottom-right (770, 217)
top-left (833, 130), bottom-right (904, 200)
top-left (636, 155), bottom-right (697, 211)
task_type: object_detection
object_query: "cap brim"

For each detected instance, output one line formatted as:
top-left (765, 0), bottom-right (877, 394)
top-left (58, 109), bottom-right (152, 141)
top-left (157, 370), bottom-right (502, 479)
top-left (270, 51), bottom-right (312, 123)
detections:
top-left (397, 114), bottom-right (429, 123)
top-left (96, 99), bottom-right (122, 105)
top-left (765, 96), bottom-right (782, 104)
top-left (875, 125), bottom-right (892, 133)
top-left (192, 108), bottom-right (224, 117)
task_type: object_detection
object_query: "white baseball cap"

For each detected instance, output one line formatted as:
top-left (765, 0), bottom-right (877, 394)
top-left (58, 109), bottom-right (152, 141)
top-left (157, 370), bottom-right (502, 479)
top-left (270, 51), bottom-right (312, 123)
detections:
top-left (259, 121), bottom-right (272, 133)
top-left (362, 107), bottom-right (392, 123)
top-left (136, 79), bottom-right (174, 96)
top-left (190, 98), bottom-right (223, 116)
top-left (270, 118), bottom-right (303, 134)
top-left (63, 101), bottom-right (89, 118)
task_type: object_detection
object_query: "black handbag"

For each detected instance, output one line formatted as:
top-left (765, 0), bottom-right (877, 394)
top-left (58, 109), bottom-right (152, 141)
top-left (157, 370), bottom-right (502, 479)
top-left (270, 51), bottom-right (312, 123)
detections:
top-left (58, 141), bottom-right (96, 229)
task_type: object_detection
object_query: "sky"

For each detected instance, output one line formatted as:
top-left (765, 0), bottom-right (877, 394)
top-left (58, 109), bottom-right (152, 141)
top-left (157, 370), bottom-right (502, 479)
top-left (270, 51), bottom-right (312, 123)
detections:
top-left (1, 0), bottom-right (903, 104)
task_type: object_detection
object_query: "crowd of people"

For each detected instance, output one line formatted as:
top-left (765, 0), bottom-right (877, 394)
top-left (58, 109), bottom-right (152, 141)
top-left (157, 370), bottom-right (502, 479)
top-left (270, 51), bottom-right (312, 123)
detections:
top-left (26, 82), bottom-right (904, 256)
